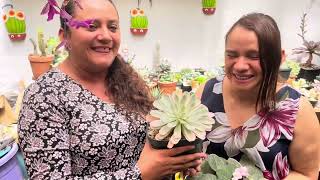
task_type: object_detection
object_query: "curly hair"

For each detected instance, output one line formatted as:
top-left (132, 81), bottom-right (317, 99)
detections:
top-left (60, 0), bottom-right (153, 116)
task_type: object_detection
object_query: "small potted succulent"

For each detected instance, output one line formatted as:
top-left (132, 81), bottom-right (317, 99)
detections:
top-left (278, 62), bottom-right (292, 83)
top-left (2, 5), bottom-right (27, 41)
top-left (130, 8), bottom-right (148, 36)
top-left (148, 91), bottom-right (215, 154)
top-left (158, 73), bottom-right (177, 94)
top-left (292, 13), bottom-right (320, 82)
top-left (202, 0), bottom-right (216, 15)
top-left (28, 29), bottom-right (55, 79)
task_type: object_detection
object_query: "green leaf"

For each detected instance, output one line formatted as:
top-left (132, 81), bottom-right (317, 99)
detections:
top-left (189, 173), bottom-right (217, 180)
top-left (242, 129), bottom-right (260, 148)
top-left (200, 160), bottom-right (216, 174)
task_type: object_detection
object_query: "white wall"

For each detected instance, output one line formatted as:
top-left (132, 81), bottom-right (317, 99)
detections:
top-left (1, 0), bottom-right (320, 88)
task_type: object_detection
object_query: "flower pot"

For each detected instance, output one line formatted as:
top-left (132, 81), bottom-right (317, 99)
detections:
top-left (158, 82), bottom-right (177, 94)
top-left (309, 100), bottom-right (318, 107)
top-left (147, 135), bottom-right (203, 156)
top-left (8, 33), bottom-right (26, 41)
top-left (28, 54), bottom-right (53, 79)
top-left (278, 68), bottom-right (292, 83)
top-left (181, 85), bottom-right (192, 92)
top-left (202, 8), bottom-right (216, 15)
top-left (297, 65), bottom-right (320, 82)
top-left (130, 28), bottom-right (148, 36)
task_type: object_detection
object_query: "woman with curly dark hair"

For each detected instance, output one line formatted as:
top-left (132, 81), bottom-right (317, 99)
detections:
top-left (18, 0), bottom-right (205, 179)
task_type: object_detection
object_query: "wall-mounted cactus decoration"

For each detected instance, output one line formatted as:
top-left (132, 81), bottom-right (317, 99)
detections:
top-left (202, 0), bottom-right (216, 15)
top-left (130, 8), bottom-right (148, 36)
top-left (2, 5), bottom-right (27, 41)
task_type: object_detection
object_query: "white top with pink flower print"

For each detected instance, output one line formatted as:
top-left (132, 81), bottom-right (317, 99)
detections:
top-left (201, 77), bottom-right (301, 180)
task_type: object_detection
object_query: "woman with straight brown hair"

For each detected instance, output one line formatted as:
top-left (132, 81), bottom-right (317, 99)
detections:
top-left (197, 13), bottom-right (319, 180)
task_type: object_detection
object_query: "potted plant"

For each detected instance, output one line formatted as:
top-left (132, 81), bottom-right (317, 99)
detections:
top-left (158, 73), bottom-right (177, 94)
top-left (147, 91), bottom-right (214, 154)
top-left (2, 5), bottom-right (26, 41)
top-left (202, 0), bottom-right (216, 15)
top-left (187, 154), bottom-right (264, 180)
top-left (28, 29), bottom-right (54, 79)
top-left (130, 8), bottom-right (148, 36)
top-left (292, 13), bottom-right (320, 82)
top-left (279, 62), bottom-right (292, 83)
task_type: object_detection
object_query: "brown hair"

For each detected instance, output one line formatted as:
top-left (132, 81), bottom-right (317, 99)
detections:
top-left (225, 13), bottom-right (282, 112)
top-left (61, 0), bottom-right (153, 115)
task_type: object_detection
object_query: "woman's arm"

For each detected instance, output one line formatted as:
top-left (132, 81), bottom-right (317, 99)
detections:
top-left (286, 96), bottom-right (320, 180)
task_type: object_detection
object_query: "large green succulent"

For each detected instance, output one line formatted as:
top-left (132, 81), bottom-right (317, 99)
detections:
top-left (149, 91), bottom-right (214, 148)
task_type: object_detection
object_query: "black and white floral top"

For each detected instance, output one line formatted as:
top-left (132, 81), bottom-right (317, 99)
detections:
top-left (18, 68), bottom-right (147, 180)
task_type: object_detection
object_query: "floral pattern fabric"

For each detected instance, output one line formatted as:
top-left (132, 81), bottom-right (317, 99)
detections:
top-left (201, 77), bottom-right (301, 180)
top-left (18, 68), bottom-right (146, 180)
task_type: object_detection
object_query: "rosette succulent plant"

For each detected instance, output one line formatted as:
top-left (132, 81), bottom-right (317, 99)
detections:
top-left (149, 91), bottom-right (214, 148)
top-left (2, 8), bottom-right (26, 41)
top-left (292, 13), bottom-right (320, 68)
top-left (202, 0), bottom-right (216, 15)
top-left (130, 8), bottom-right (148, 35)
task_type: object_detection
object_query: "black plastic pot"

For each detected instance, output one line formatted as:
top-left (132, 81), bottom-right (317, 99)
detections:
top-left (279, 68), bottom-right (291, 82)
top-left (309, 100), bottom-right (318, 107)
top-left (297, 67), bottom-right (320, 82)
top-left (181, 85), bottom-right (192, 92)
top-left (147, 135), bottom-right (203, 156)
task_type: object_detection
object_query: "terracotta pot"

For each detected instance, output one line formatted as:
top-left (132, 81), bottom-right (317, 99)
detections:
top-left (130, 28), bottom-right (148, 36)
top-left (158, 81), bottom-right (177, 94)
top-left (202, 8), bottom-right (216, 15)
top-left (28, 54), bottom-right (53, 79)
top-left (8, 33), bottom-right (26, 41)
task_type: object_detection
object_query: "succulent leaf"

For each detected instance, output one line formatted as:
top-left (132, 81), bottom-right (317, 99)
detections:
top-left (149, 91), bottom-right (214, 147)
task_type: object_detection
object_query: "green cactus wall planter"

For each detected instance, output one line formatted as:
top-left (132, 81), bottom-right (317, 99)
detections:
top-left (130, 8), bottom-right (148, 36)
top-left (202, 0), bottom-right (216, 15)
top-left (2, 6), bottom-right (27, 41)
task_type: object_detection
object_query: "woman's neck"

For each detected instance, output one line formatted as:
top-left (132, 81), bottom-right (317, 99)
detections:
top-left (224, 79), bottom-right (259, 106)
top-left (59, 57), bottom-right (107, 84)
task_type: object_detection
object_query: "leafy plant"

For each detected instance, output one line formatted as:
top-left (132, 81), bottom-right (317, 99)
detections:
top-left (285, 60), bottom-right (300, 77)
top-left (159, 73), bottom-right (176, 83)
top-left (292, 13), bottom-right (320, 68)
top-left (189, 154), bottom-right (265, 180)
top-left (149, 91), bottom-right (214, 148)
top-left (150, 86), bottom-right (162, 100)
top-left (29, 29), bottom-right (57, 57)
top-left (156, 58), bottom-right (172, 76)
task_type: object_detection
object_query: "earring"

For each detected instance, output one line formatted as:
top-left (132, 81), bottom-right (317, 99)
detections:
top-left (65, 41), bottom-right (71, 51)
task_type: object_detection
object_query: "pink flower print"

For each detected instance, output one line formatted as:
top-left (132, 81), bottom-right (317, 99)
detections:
top-left (207, 112), bottom-right (261, 157)
top-left (263, 152), bottom-right (290, 180)
top-left (259, 98), bottom-right (298, 147)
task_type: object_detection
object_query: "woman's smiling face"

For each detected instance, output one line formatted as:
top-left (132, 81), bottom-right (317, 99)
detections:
top-left (224, 25), bottom-right (262, 92)
top-left (66, 0), bottom-right (121, 73)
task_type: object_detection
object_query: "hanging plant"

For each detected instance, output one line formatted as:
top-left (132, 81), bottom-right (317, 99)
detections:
top-left (130, 8), bottom-right (148, 36)
top-left (202, 0), bottom-right (216, 15)
top-left (2, 4), bottom-right (27, 41)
